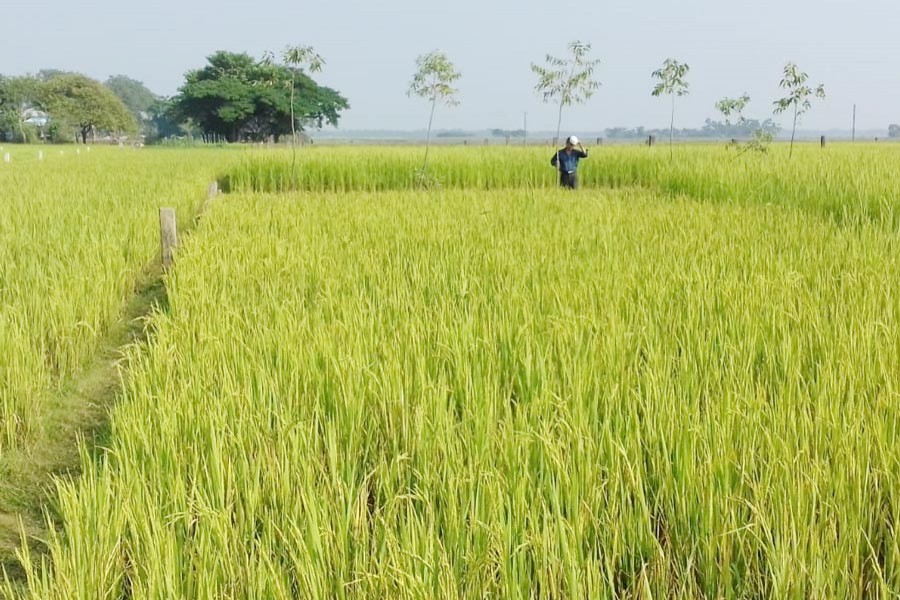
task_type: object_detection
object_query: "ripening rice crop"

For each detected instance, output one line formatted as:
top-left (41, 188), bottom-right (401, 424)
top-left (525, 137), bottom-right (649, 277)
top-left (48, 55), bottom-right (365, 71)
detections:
top-left (0, 147), bottom-right (238, 457)
top-left (19, 186), bottom-right (900, 598)
top-left (227, 144), bottom-right (900, 228)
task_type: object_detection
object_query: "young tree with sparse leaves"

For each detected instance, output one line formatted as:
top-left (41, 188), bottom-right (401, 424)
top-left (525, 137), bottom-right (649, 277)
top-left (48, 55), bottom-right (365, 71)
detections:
top-left (716, 94), bottom-right (751, 127)
top-left (531, 41), bottom-right (601, 146)
top-left (262, 45), bottom-right (325, 180)
top-left (652, 58), bottom-right (690, 158)
top-left (408, 51), bottom-right (461, 174)
top-left (716, 94), bottom-right (774, 154)
top-left (773, 62), bottom-right (825, 158)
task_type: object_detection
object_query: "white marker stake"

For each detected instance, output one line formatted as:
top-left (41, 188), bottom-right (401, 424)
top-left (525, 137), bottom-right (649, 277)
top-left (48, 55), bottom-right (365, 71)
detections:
top-left (3, 153), bottom-right (9, 163)
top-left (76, 148), bottom-right (81, 155)
top-left (38, 151), bottom-right (43, 161)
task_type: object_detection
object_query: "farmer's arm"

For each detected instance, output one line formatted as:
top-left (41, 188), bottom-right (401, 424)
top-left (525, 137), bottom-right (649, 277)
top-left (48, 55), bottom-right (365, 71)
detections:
top-left (577, 144), bottom-right (589, 158)
top-left (550, 151), bottom-right (558, 167)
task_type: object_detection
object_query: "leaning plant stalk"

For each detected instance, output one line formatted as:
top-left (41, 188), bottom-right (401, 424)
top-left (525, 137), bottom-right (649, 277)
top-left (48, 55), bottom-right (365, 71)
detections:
top-left (790, 103), bottom-right (798, 159)
top-left (289, 72), bottom-right (301, 184)
top-left (422, 94), bottom-right (437, 174)
top-left (670, 93), bottom-right (676, 160)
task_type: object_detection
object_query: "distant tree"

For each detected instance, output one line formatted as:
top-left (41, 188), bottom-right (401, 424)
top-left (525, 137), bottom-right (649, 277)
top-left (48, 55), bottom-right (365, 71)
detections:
top-left (0, 76), bottom-right (40, 142)
top-left (773, 62), bottom-right (825, 158)
top-left (605, 126), bottom-right (647, 140)
top-left (741, 129), bottom-right (775, 155)
top-left (606, 121), bottom-right (779, 142)
top-left (531, 41), bottom-right (601, 146)
top-left (888, 124), bottom-right (900, 138)
top-left (172, 51), bottom-right (347, 143)
top-left (490, 129), bottom-right (526, 138)
top-left (713, 94), bottom-right (776, 153)
top-left (261, 45), bottom-right (325, 180)
top-left (105, 75), bottom-right (160, 137)
top-left (651, 58), bottom-right (690, 158)
top-left (716, 94), bottom-right (751, 127)
top-left (38, 74), bottom-right (137, 143)
top-left (435, 130), bottom-right (469, 138)
top-left (408, 50), bottom-right (461, 174)
top-left (147, 98), bottom-right (187, 140)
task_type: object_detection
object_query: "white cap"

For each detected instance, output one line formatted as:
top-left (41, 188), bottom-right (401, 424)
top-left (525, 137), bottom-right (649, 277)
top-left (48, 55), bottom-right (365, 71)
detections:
top-left (567, 135), bottom-right (579, 145)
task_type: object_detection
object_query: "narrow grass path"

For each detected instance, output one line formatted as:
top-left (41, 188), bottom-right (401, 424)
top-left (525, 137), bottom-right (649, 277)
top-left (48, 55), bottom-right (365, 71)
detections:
top-left (0, 266), bottom-right (168, 580)
top-left (0, 182), bottom-right (219, 586)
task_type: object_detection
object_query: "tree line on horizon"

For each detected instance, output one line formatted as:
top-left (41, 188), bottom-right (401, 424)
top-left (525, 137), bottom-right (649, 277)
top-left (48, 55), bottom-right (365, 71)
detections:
top-left (0, 50), bottom-right (349, 145)
top-left (3, 43), bottom-right (900, 148)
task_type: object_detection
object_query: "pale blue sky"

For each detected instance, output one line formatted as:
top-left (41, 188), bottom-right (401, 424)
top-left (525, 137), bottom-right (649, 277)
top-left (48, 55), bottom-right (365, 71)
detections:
top-left (4, 0), bottom-right (899, 133)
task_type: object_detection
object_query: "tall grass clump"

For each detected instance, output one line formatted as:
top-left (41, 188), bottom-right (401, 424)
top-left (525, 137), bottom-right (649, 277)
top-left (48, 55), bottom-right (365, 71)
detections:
top-left (21, 188), bottom-right (900, 598)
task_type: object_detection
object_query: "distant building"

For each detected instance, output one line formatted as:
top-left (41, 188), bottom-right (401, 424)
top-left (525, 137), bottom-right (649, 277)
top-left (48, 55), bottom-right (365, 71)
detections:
top-left (22, 108), bottom-right (50, 127)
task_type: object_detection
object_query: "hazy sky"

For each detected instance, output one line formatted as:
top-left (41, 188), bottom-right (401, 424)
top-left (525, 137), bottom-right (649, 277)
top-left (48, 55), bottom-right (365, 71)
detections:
top-left (4, 0), bottom-right (899, 133)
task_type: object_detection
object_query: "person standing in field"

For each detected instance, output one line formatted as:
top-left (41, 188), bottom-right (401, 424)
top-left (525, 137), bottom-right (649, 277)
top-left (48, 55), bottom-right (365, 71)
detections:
top-left (551, 136), bottom-right (589, 189)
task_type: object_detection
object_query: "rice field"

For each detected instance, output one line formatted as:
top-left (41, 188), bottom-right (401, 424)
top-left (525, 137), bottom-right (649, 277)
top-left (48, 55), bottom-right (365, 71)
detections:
top-left (3, 143), bottom-right (900, 598)
top-left (0, 148), bottom-right (248, 457)
top-left (227, 144), bottom-right (900, 228)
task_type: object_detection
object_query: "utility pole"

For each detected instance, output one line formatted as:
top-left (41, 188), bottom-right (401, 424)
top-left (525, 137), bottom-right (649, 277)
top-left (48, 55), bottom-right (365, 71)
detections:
top-left (852, 104), bottom-right (857, 142)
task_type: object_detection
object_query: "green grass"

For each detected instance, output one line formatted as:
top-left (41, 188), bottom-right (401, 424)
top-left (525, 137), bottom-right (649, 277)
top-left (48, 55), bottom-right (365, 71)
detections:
top-left (15, 186), bottom-right (900, 598)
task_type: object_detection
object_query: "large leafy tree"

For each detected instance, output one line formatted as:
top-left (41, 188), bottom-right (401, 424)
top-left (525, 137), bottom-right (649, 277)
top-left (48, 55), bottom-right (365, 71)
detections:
top-left (38, 74), bottom-right (137, 143)
top-left (105, 75), bottom-right (160, 136)
top-left (171, 51), bottom-right (348, 143)
top-left (147, 98), bottom-right (188, 140)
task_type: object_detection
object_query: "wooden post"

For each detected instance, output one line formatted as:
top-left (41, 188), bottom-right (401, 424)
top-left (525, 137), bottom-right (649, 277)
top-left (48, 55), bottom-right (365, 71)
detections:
top-left (159, 208), bottom-right (178, 268)
top-left (207, 181), bottom-right (219, 199)
top-left (648, 135), bottom-right (656, 147)
top-left (820, 135), bottom-right (826, 148)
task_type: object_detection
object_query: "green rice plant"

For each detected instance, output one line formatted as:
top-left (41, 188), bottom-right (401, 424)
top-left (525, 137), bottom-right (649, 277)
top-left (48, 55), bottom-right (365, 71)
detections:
top-left (226, 143), bottom-right (900, 228)
top-left (19, 187), bottom-right (900, 598)
top-left (0, 147), bottom-right (240, 456)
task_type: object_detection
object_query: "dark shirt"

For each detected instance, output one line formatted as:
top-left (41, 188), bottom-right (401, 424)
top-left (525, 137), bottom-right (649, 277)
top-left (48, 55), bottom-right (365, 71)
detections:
top-left (551, 148), bottom-right (588, 173)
